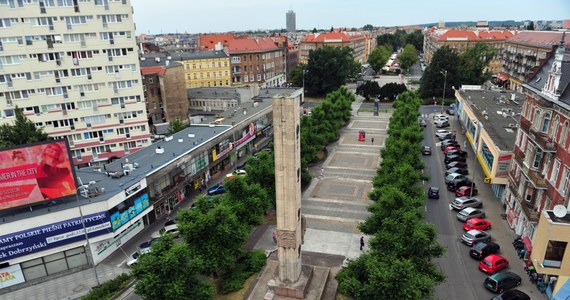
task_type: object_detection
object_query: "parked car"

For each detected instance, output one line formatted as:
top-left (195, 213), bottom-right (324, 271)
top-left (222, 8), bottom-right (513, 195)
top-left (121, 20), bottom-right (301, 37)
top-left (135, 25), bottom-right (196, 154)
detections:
top-left (126, 251), bottom-right (141, 267)
top-left (470, 241), bottom-right (501, 260)
top-left (433, 114), bottom-right (449, 121)
top-left (446, 108), bottom-right (456, 115)
top-left (161, 223), bottom-right (180, 238)
top-left (445, 173), bottom-right (467, 184)
top-left (441, 139), bottom-right (459, 149)
top-left (456, 186), bottom-right (479, 197)
top-left (435, 130), bottom-right (452, 140)
top-left (234, 169), bottom-right (247, 176)
top-left (445, 154), bottom-right (467, 164)
top-left (457, 207), bottom-right (486, 222)
top-left (428, 187), bottom-right (440, 199)
top-left (491, 289), bottom-right (530, 300)
top-left (207, 183), bottom-right (225, 196)
top-left (461, 229), bottom-right (491, 246)
top-left (139, 241), bottom-right (152, 255)
top-left (443, 146), bottom-right (460, 155)
top-left (480, 254), bottom-right (509, 274)
top-left (419, 119), bottom-right (427, 127)
top-left (422, 146), bottom-right (432, 155)
top-left (445, 167), bottom-right (469, 176)
top-left (446, 149), bottom-right (468, 157)
top-left (165, 219), bottom-right (176, 227)
top-left (434, 119), bottom-right (450, 128)
top-left (447, 179), bottom-right (474, 191)
top-left (463, 218), bottom-right (492, 231)
top-left (484, 272), bottom-right (522, 293)
top-left (446, 161), bottom-right (468, 170)
top-left (451, 196), bottom-right (483, 210)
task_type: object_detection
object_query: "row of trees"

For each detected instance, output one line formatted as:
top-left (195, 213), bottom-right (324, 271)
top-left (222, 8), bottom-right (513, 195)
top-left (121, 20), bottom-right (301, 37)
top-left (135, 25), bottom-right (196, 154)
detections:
top-left (336, 91), bottom-right (445, 299)
top-left (367, 44), bottom-right (393, 74)
top-left (356, 81), bottom-right (407, 101)
top-left (376, 30), bottom-right (424, 53)
top-left (288, 46), bottom-right (360, 96)
top-left (419, 44), bottom-right (496, 100)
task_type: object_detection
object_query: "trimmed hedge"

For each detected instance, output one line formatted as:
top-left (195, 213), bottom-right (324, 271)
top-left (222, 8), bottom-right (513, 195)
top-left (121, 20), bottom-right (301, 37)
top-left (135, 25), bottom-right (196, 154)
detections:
top-left (81, 273), bottom-right (133, 300)
top-left (219, 250), bottom-right (266, 294)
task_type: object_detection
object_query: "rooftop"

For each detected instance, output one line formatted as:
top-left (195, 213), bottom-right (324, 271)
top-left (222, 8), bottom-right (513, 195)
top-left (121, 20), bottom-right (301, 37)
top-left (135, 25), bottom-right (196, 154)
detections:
top-left (140, 50), bottom-right (229, 63)
top-left (227, 38), bottom-right (281, 53)
top-left (1, 125), bottom-right (231, 223)
top-left (525, 47), bottom-right (570, 105)
top-left (458, 88), bottom-right (524, 150)
top-left (506, 31), bottom-right (570, 49)
top-left (188, 87), bottom-right (241, 100)
top-left (301, 32), bottom-right (365, 43)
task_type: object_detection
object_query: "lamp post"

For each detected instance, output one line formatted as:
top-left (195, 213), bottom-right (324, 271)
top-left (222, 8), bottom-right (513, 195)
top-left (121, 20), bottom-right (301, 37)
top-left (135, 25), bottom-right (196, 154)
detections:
top-left (440, 69), bottom-right (448, 113)
top-left (302, 69), bottom-right (307, 103)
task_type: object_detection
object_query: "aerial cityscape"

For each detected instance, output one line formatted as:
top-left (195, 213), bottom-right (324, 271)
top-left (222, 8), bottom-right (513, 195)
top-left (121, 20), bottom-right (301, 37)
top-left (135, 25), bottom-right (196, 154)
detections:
top-left (0, 1), bottom-right (569, 300)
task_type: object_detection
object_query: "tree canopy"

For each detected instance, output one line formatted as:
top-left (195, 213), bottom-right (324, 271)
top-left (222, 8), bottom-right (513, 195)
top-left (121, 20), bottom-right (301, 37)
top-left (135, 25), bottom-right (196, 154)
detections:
top-left (398, 44), bottom-right (418, 70)
top-left (458, 42), bottom-right (496, 85)
top-left (405, 30), bottom-right (424, 52)
top-left (376, 30), bottom-right (406, 51)
top-left (168, 119), bottom-right (188, 134)
top-left (367, 44), bottom-right (392, 74)
top-left (304, 46), bottom-right (360, 96)
top-left (419, 46), bottom-right (462, 100)
top-left (0, 107), bottom-right (50, 148)
top-left (363, 24), bottom-right (374, 31)
top-left (379, 83), bottom-right (407, 101)
top-left (133, 236), bottom-right (214, 300)
top-left (356, 81), bottom-right (381, 101)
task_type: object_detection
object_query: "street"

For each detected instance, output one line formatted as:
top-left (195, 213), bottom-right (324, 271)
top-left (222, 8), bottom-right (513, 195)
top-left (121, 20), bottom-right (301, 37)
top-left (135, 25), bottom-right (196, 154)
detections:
top-left (420, 105), bottom-right (542, 300)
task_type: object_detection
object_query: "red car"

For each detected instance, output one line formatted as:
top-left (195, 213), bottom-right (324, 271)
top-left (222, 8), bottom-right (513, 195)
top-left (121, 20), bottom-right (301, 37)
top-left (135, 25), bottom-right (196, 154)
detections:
top-left (463, 218), bottom-right (492, 231)
top-left (443, 146), bottom-right (460, 155)
top-left (479, 254), bottom-right (509, 274)
top-left (455, 186), bottom-right (478, 197)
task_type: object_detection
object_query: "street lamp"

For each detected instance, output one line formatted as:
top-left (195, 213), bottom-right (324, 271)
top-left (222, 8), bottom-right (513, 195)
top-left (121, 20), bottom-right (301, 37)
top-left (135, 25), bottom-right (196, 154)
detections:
top-left (440, 69), bottom-right (448, 113)
top-left (302, 69), bottom-right (307, 103)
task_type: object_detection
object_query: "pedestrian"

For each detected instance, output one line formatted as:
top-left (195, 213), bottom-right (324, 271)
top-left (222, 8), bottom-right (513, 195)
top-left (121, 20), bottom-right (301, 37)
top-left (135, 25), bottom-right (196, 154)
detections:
top-left (320, 167), bottom-right (324, 177)
top-left (463, 140), bottom-right (467, 149)
top-left (371, 137), bottom-right (374, 145)
top-left (272, 231), bottom-right (277, 244)
top-left (360, 236), bottom-right (365, 251)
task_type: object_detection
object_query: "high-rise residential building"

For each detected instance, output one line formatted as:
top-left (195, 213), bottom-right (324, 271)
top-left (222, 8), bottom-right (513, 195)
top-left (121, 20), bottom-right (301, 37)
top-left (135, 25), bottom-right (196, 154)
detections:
top-left (286, 10), bottom-right (296, 32)
top-left (0, 0), bottom-right (151, 167)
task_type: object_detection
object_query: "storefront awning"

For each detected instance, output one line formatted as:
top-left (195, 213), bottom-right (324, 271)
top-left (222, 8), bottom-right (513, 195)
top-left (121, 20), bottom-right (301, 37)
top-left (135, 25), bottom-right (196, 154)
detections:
top-left (523, 236), bottom-right (533, 252)
top-left (497, 72), bottom-right (509, 81)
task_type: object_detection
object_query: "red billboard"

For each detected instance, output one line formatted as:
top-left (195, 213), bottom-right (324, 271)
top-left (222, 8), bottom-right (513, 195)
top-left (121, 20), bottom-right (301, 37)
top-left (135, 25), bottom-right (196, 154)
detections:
top-left (0, 140), bottom-right (77, 210)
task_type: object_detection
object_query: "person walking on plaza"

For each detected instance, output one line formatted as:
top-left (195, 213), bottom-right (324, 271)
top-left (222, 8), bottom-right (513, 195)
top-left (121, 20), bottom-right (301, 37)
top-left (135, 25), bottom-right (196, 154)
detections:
top-left (371, 137), bottom-right (374, 145)
top-left (360, 236), bottom-right (365, 251)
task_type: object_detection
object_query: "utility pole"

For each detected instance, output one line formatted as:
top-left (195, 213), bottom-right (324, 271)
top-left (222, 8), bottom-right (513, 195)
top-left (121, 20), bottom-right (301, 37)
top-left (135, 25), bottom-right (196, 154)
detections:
top-left (441, 69), bottom-right (448, 113)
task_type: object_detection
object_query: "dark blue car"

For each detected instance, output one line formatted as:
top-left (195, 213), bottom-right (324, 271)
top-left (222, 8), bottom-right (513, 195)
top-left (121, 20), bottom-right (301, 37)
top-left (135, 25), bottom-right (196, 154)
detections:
top-left (207, 183), bottom-right (225, 196)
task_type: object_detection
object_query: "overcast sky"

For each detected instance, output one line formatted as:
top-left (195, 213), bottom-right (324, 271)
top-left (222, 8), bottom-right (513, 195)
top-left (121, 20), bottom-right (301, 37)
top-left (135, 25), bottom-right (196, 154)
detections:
top-left (131, 0), bottom-right (570, 34)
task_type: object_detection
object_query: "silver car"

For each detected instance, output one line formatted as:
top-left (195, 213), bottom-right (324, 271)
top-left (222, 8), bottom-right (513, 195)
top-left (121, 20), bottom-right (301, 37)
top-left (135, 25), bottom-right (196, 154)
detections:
top-left (451, 196), bottom-right (483, 210)
top-left (445, 173), bottom-right (467, 184)
top-left (461, 229), bottom-right (491, 246)
top-left (457, 207), bottom-right (486, 222)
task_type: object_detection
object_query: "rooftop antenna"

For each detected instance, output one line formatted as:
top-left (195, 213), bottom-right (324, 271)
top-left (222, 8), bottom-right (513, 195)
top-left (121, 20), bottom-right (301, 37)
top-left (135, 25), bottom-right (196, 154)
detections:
top-left (553, 205), bottom-right (567, 218)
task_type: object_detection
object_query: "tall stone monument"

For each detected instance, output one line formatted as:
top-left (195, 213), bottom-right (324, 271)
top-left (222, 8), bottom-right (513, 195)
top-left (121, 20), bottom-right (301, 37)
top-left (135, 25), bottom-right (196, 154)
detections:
top-left (272, 89), bottom-right (310, 298)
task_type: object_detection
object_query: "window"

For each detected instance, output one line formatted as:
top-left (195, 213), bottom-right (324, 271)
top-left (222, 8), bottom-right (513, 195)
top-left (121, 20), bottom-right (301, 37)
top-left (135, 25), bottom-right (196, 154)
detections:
top-left (480, 141), bottom-right (494, 170)
top-left (533, 149), bottom-right (542, 169)
top-left (561, 168), bottom-right (570, 196)
top-left (542, 112), bottom-right (551, 133)
top-left (551, 160), bottom-right (561, 185)
top-left (561, 122), bottom-right (569, 147)
top-left (552, 116), bottom-right (560, 140)
top-left (544, 241), bottom-right (567, 268)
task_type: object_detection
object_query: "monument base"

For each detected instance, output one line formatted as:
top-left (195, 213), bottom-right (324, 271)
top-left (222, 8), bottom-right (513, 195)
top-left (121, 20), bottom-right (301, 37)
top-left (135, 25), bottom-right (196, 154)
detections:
top-left (247, 260), bottom-right (332, 300)
top-left (273, 265), bottom-right (313, 299)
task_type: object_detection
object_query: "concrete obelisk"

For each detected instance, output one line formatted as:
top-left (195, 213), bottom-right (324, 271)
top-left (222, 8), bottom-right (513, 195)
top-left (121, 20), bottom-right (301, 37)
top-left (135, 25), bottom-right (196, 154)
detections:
top-left (273, 89), bottom-right (304, 283)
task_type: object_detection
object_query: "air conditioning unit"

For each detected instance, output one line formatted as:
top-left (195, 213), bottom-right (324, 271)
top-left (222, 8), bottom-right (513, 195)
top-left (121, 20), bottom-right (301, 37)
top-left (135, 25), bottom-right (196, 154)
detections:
top-left (86, 123), bottom-right (91, 128)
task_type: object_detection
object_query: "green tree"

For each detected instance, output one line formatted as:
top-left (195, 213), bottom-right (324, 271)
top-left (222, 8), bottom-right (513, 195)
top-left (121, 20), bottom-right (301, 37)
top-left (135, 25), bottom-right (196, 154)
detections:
top-left (379, 83), bottom-right (407, 101)
top-left (398, 44), bottom-right (418, 71)
top-left (223, 176), bottom-right (270, 226)
top-left (177, 203), bottom-right (249, 276)
top-left (405, 30), bottom-right (424, 52)
top-left (363, 24), bottom-right (373, 31)
top-left (304, 46), bottom-right (360, 96)
top-left (419, 46), bottom-right (461, 99)
top-left (168, 119), bottom-right (188, 134)
top-left (244, 151), bottom-right (276, 204)
top-left (458, 42), bottom-right (496, 84)
top-left (0, 107), bottom-right (50, 148)
top-left (312, 27), bottom-right (317, 33)
top-left (287, 65), bottom-right (306, 88)
top-left (367, 44), bottom-right (392, 74)
top-left (356, 81), bottom-right (381, 100)
top-left (376, 31), bottom-right (405, 51)
top-left (526, 21), bottom-right (535, 30)
top-left (133, 236), bottom-right (214, 300)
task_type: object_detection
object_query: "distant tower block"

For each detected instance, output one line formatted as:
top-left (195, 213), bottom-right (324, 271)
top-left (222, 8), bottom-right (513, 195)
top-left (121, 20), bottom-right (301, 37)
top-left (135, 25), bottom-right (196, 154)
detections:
top-left (273, 89), bottom-right (304, 283)
top-left (286, 10), bottom-right (296, 32)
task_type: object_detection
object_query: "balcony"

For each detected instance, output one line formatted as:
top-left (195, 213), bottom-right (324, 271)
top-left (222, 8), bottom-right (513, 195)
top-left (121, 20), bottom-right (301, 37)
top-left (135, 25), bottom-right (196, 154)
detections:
top-left (508, 177), bottom-right (519, 198)
top-left (519, 199), bottom-right (540, 223)
top-left (527, 169), bottom-right (548, 189)
top-left (528, 129), bottom-right (556, 152)
top-left (513, 147), bottom-right (525, 165)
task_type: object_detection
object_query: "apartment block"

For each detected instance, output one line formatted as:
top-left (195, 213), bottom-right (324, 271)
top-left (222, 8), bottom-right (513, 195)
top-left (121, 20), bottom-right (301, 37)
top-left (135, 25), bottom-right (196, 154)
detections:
top-left (0, 0), bottom-right (151, 166)
top-left (228, 38), bottom-right (286, 87)
top-left (299, 32), bottom-right (367, 64)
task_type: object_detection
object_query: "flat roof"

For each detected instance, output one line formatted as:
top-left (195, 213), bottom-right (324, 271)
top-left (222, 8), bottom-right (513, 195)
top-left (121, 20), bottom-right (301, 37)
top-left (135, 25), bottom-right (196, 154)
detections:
top-left (1, 124), bottom-right (231, 223)
top-left (458, 88), bottom-right (524, 151)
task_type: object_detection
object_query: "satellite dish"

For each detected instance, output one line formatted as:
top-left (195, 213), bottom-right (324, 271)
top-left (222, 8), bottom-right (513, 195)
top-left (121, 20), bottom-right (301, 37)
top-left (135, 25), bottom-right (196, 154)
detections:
top-left (553, 205), bottom-right (567, 218)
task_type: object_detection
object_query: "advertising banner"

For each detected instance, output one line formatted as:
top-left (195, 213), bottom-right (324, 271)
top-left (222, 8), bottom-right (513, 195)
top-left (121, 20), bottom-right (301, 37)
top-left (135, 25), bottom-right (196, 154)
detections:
top-left (0, 211), bottom-right (111, 262)
top-left (0, 264), bottom-right (25, 289)
top-left (496, 154), bottom-right (513, 178)
top-left (0, 140), bottom-right (77, 211)
top-left (110, 193), bottom-right (149, 231)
